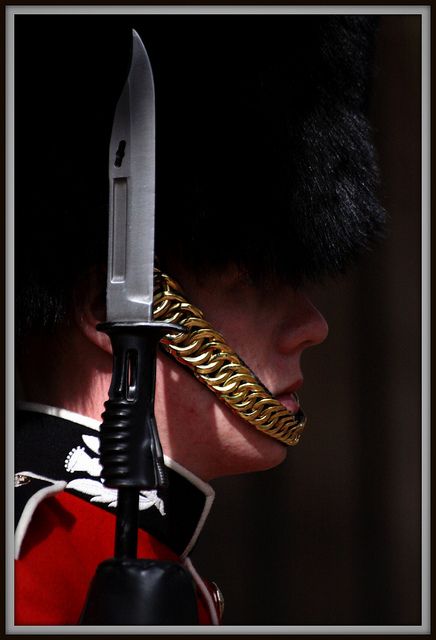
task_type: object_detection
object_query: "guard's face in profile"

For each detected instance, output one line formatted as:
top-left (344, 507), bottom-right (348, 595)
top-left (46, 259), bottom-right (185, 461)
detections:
top-left (154, 263), bottom-right (328, 480)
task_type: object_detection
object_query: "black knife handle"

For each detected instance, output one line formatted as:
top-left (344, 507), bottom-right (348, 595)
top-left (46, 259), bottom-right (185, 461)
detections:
top-left (97, 321), bottom-right (181, 491)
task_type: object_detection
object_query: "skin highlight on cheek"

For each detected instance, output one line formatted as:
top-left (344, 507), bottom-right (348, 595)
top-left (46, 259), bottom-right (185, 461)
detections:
top-left (150, 263), bottom-right (328, 479)
top-left (154, 352), bottom-right (287, 481)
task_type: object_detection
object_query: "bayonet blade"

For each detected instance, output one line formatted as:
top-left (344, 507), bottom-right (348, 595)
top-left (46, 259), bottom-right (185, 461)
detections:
top-left (107, 30), bottom-right (155, 323)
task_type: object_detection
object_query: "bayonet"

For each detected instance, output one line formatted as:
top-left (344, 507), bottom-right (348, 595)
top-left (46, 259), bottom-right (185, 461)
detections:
top-left (107, 30), bottom-right (156, 323)
top-left (80, 31), bottom-right (192, 625)
top-left (97, 30), bottom-right (180, 559)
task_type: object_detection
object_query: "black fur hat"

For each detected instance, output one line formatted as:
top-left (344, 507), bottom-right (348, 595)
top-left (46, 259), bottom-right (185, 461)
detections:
top-left (15, 14), bottom-right (384, 333)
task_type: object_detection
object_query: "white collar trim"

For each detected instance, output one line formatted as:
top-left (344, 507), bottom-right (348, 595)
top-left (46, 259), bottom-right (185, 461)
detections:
top-left (164, 456), bottom-right (215, 559)
top-left (15, 472), bottom-right (67, 559)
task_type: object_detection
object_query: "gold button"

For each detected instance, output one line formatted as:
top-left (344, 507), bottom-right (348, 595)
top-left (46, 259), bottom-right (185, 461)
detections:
top-left (210, 581), bottom-right (224, 621)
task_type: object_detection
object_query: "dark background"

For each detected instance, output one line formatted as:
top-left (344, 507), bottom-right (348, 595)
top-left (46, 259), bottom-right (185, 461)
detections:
top-left (13, 12), bottom-right (423, 627)
top-left (191, 15), bottom-right (423, 626)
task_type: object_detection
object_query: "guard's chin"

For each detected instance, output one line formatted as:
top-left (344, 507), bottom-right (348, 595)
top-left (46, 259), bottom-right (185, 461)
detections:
top-left (230, 435), bottom-right (289, 476)
top-left (255, 441), bottom-right (288, 472)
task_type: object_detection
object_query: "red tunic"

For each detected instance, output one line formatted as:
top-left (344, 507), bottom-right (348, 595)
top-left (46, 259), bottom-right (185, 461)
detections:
top-left (15, 491), bottom-right (215, 625)
top-left (15, 405), bottom-right (222, 626)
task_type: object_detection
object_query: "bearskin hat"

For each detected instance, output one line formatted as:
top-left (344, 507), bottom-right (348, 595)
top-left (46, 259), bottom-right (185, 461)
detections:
top-left (15, 14), bottom-right (384, 334)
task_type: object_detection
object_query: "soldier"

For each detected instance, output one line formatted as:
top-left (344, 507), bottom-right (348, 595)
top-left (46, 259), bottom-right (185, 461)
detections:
top-left (14, 14), bottom-right (384, 625)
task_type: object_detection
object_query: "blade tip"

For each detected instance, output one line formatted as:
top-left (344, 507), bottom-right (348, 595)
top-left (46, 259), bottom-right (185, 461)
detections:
top-left (131, 28), bottom-right (149, 60)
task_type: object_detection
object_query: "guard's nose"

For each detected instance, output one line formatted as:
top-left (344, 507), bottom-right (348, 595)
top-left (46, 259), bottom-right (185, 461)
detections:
top-left (276, 292), bottom-right (329, 355)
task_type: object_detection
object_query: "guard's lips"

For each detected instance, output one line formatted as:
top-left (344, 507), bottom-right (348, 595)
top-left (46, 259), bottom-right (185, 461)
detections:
top-left (275, 380), bottom-right (303, 414)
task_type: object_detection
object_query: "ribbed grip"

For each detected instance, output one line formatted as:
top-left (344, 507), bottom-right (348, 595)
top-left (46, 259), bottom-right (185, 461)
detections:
top-left (97, 321), bottom-right (180, 490)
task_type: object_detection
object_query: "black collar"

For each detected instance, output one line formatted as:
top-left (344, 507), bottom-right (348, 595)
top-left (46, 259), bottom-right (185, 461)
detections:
top-left (15, 405), bottom-right (214, 558)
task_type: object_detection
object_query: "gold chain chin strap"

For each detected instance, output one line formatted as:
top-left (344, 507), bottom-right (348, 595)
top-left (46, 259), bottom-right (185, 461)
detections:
top-left (153, 269), bottom-right (306, 446)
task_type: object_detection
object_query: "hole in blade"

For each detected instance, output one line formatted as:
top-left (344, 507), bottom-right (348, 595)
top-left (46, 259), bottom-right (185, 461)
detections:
top-left (114, 140), bottom-right (126, 167)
